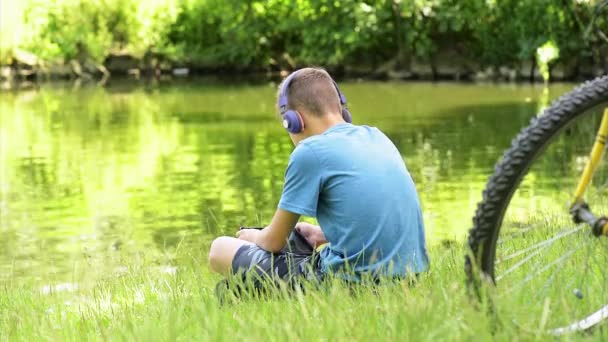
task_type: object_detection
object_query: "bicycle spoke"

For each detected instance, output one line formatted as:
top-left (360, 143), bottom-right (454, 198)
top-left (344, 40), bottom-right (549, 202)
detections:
top-left (496, 237), bottom-right (556, 281)
top-left (495, 225), bottom-right (585, 265)
top-left (497, 224), bottom-right (540, 245)
top-left (560, 236), bottom-right (599, 296)
top-left (587, 239), bottom-right (608, 285)
top-left (534, 225), bottom-right (597, 301)
top-left (533, 256), bottom-right (568, 302)
top-left (499, 239), bottom-right (592, 298)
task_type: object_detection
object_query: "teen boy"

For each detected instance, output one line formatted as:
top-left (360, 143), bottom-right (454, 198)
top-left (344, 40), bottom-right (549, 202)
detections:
top-left (208, 67), bottom-right (429, 286)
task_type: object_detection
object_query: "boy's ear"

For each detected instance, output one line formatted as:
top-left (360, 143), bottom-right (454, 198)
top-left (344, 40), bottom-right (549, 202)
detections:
top-left (297, 112), bottom-right (305, 131)
top-left (296, 109), bottom-right (312, 123)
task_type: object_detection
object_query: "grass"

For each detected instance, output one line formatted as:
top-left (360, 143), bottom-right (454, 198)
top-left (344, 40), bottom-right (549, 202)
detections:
top-left (2, 241), bottom-right (606, 341)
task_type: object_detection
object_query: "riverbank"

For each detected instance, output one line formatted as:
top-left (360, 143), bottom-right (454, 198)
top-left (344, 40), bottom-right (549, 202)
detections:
top-left (2, 49), bottom-right (606, 91)
top-left (2, 0), bottom-right (607, 89)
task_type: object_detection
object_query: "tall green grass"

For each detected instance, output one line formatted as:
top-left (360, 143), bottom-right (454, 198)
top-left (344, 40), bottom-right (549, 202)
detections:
top-left (2, 242), bottom-right (605, 341)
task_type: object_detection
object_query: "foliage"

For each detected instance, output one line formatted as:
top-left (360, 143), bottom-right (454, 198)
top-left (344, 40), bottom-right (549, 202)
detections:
top-left (4, 0), bottom-right (178, 63)
top-left (1, 0), bottom-right (607, 74)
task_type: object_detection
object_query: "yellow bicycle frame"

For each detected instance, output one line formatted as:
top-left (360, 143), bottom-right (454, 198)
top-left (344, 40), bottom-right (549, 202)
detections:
top-left (572, 108), bottom-right (608, 235)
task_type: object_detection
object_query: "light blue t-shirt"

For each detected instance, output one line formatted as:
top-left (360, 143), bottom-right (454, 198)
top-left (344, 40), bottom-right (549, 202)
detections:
top-left (278, 123), bottom-right (429, 278)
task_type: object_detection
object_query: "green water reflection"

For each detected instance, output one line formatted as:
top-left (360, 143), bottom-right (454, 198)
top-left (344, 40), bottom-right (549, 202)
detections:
top-left (0, 81), bottom-right (574, 282)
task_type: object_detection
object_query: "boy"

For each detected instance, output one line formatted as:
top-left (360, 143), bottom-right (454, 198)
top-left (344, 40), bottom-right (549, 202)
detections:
top-left (208, 67), bottom-right (429, 287)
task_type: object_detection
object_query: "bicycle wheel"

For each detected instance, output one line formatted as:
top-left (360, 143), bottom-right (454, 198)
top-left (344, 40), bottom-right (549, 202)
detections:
top-left (466, 75), bottom-right (608, 334)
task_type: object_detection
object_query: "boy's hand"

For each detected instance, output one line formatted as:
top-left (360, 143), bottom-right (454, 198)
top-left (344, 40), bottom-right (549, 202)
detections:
top-left (295, 222), bottom-right (328, 248)
top-left (236, 228), bottom-right (262, 243)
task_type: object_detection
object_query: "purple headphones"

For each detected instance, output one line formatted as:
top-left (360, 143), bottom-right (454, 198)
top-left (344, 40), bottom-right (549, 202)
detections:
top-left (277, 70), bottom-right (352, 134)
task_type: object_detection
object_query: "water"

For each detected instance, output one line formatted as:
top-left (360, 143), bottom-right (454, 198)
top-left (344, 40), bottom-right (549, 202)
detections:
top-left (0, 80), bottom-right (575, 283)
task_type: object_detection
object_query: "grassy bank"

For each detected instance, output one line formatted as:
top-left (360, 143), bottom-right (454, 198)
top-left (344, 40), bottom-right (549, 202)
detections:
top-left (2, 242), bottom-right (605, 341)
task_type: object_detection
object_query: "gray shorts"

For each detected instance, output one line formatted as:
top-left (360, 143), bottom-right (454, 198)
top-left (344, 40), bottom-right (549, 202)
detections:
top-left (230, 230), bottom-right (323, 286)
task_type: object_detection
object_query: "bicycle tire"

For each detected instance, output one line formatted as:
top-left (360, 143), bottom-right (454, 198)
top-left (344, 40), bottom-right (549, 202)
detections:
top-left (466, 74), bottom-right (608, 282)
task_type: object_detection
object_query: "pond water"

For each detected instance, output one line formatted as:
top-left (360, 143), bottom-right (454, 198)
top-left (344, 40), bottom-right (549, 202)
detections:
top-left (0, 80), bottom-right (575, 284)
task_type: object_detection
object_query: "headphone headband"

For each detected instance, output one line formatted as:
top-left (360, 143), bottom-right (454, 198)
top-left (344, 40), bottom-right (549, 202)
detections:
top-left (278, 71), bottom-right (298, 113)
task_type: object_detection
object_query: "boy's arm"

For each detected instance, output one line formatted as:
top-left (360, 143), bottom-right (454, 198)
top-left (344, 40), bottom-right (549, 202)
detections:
top-left (238, 144), bottom-right (320, 252)
top-left (237, 208), bottom-right (299, 252)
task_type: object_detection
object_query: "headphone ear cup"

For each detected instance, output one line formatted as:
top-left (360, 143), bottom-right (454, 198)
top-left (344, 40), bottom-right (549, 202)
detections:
top-left (282, 110), bottom-right (304, 133)
top-left (341, 108), bottom-right (353, 123)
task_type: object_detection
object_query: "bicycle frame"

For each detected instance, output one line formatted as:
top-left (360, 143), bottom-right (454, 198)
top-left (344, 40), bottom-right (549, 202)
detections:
top-left (571, 108), bottom-right (608, 236)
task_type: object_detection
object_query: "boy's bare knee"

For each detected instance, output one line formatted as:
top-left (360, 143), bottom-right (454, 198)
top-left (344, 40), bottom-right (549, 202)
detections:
top-left (208, 236), bottom-right (229, 271)
top-left (208, 236), bottom-right (249, 276)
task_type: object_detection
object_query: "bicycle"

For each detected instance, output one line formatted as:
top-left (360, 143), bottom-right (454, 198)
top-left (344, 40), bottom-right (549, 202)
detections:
top-left (465, 74), bottom-right (608, 334)
top-left (465, 0), bottom-right (608, 334)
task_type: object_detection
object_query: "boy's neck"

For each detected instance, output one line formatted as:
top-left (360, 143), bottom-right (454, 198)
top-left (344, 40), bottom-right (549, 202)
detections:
top-left (290, 111), bottom-right (346, 145)
top-left (303, 113), bottom-right (346, 137)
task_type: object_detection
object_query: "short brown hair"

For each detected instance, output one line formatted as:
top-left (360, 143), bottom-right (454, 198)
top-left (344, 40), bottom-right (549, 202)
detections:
top-left (278, 67), bottom-right (341, 117)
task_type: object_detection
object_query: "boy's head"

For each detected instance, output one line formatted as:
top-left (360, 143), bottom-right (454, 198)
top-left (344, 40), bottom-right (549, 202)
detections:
top-left (279, 68), bottom-right (341, 117)
top-left (277, 68), bottom-right (350, 144)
